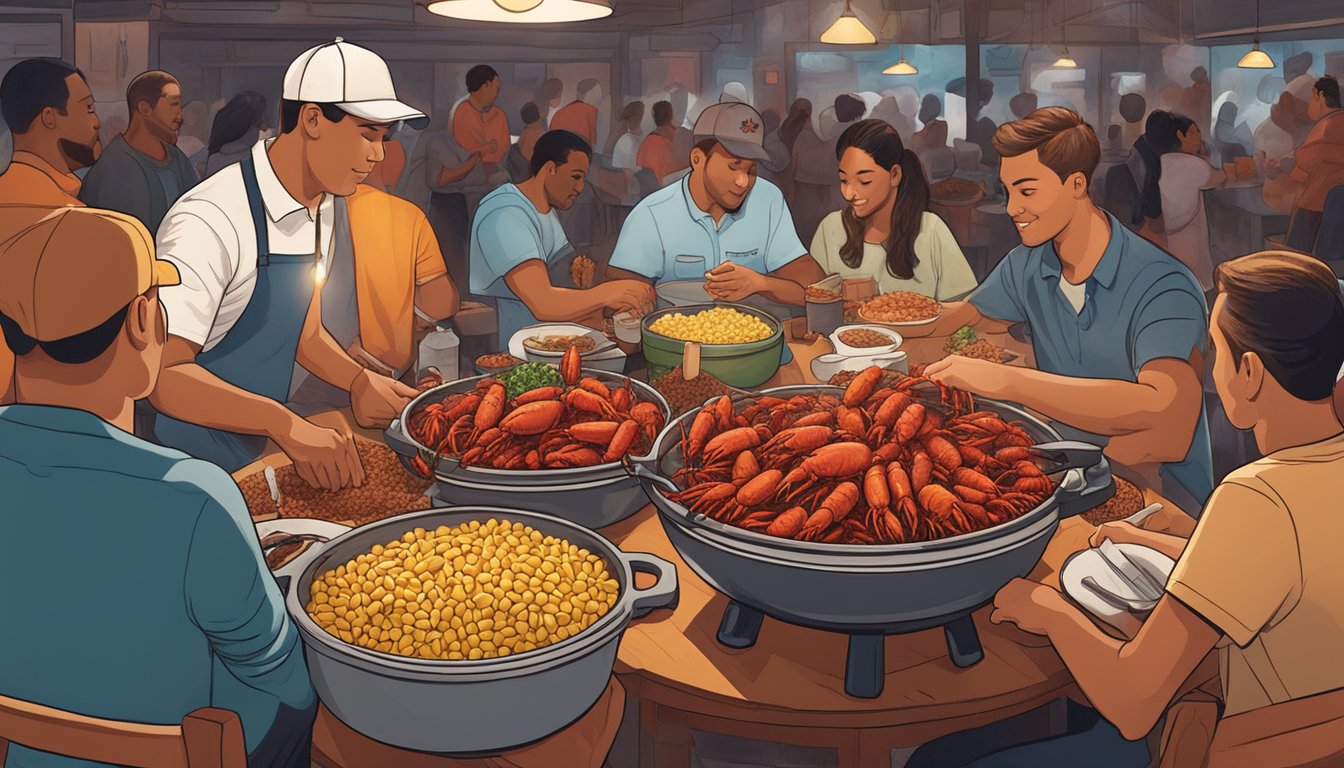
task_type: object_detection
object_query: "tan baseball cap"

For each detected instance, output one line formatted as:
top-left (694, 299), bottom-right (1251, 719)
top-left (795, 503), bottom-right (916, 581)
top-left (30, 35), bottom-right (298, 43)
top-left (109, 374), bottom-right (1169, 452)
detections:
top-left (692, 101), bottom-right (772, 162)
top-left (0, 207), bottom-right (180, 342)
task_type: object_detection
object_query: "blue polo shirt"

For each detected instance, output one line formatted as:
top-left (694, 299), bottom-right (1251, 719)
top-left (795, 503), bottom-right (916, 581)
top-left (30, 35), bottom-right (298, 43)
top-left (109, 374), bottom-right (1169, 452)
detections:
top-left (608, 175), bottom-right (807, 282)
top-left (469, 183), bottom-right (576, 343)
top-left (969, 212), bottom-right (1214, 506)
top-left (0, 405), bottom-right (314, 767)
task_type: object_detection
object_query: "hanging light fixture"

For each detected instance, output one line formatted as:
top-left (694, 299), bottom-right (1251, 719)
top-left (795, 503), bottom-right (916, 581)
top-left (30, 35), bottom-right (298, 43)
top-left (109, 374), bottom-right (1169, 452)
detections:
top-left (426, 0), bottom-right (612, 23)
top-left (1052, 0), bottom-right (1077, 68)
top-left (883, 0), bottom-right (918, 75)
top-left (820, 0), bottom-right (877, 45)
top-left (1237, 0), bottom-right (1275, 68)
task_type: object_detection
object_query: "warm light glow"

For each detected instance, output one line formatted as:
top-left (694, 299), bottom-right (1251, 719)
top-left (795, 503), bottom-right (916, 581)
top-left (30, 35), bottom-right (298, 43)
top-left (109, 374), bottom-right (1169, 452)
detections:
top-left (427, 0), bottom-right (611, 23)
top-left (820, 3), bottom-right (876, 45)
top-left (883, 58), bottom-right (919, 75)
top-left (493, 0), bottom-right (544, 10)
top-left (1052, 47), bottom-right (1078, 68)
top-left (1237, 43), bottom-right (1275, 69)
top-left (314, 262), bottom-right (326, 286)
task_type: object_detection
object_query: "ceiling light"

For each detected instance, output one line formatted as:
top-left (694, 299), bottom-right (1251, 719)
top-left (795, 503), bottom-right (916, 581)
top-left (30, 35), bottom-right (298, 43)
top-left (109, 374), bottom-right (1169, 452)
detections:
top-left (884, 58), bottom-right (918, 75)
top-left (1053, 47), bottom-right (1077, 68)
top-left (1238, 0), bottom-right (1275, 69)
top-left (426, 0), bottom-right (611, 23)
top-left (820, 1), bottom-right (876, 45)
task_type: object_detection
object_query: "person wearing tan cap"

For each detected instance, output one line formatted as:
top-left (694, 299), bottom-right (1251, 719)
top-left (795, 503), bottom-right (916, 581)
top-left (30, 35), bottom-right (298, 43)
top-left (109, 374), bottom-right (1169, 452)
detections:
top-left (606, 101), bottom-right (825, 309)
top-left (150, 39), bottom-right (429, 483)
top-left (0, 207), bottom-right (317, 768)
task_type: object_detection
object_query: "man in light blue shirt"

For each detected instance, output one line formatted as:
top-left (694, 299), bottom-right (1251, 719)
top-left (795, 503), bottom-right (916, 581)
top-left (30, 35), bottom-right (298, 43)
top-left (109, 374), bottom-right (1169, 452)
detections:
top-left (0, 208), bottom-right (315, 768)
top-left (606, 102), bottom-right (825, 308)
top-left (921, 108), bottom-right (1213, 514)
top-left (470, 129), bottom-right (654, 342)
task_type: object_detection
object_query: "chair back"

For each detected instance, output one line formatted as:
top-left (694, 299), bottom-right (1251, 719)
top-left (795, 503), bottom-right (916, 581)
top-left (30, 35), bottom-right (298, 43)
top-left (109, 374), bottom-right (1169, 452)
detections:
top-left (0, 695), bottom-right (246, 768)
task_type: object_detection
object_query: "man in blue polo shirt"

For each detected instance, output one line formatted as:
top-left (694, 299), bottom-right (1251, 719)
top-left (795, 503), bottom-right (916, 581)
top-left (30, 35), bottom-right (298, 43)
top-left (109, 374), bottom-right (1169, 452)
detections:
top-left (919, 107), bottom-right (1213, 512)
top-left (605, 101), bottom-right (825, 307)
top-left (0, 208), bottom-right (315, 768)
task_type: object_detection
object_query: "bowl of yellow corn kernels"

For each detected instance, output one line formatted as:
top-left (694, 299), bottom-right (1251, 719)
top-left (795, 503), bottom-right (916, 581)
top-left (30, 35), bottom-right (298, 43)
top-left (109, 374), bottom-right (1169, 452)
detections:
top-left (641, 302), bottom-right (785, 388)
top-left (274, 507), bottom-right (677, 754)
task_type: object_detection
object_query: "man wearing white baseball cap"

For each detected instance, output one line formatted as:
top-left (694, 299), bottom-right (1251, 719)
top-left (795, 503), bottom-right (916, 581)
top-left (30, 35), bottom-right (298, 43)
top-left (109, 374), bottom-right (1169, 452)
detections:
top-left (607, 100), bottom-right (825, 308)
top-left (150, 38), bottom-right (427, 483)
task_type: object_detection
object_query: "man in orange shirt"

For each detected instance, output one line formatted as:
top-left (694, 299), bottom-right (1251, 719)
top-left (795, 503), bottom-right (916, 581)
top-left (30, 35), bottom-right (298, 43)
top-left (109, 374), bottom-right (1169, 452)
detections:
top-left (0, 57), bottom-right (103, 403)
top-left (452, 65), bottom-right (509, 168)
top-left (1280, 76), bottom-right (1344, 253)
top-left (636, 100), bottom-right (686, 184)
top-left (550, 79), bottom-right (601, 147)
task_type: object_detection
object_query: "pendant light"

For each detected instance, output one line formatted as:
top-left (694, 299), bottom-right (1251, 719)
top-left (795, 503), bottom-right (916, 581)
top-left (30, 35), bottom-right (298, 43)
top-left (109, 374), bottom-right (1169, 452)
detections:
top-left (426, 0), bottom-right (612, 23)
top-left (1052, 0), bottom-right (1077, 68)
top-left (883, 0), bottom-right (918, 75)
top-left (1237, 0), bottom-right (1275, 68)
top-left (821, 0), bottom-right (877, 45)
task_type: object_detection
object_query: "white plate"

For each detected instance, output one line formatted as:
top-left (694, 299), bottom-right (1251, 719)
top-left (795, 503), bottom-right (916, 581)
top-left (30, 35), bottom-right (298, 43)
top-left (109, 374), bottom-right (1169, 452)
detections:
top-left (255, 518), bottom-right (351, 540)
top-left (655, 279), bottom-right (712, 308)
top-left (507, 323), bottom-right (624, 361)
top-left (857, 306), bottom-right (945, 327)
top-left (1060, 543), bottom-right (1175, 639)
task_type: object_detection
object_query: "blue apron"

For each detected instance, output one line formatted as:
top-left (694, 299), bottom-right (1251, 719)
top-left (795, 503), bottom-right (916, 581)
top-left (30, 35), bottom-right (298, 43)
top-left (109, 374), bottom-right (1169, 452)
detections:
top-left (155, 153), bottom-right (315, 471)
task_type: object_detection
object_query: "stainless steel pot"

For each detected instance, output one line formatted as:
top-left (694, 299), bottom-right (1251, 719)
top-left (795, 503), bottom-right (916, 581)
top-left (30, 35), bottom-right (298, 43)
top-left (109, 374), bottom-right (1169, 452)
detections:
top-left (628, 385), bottom-right (1114, 698)
top-left (274, 507), bottom-right (678, 754)
top-left (384, 369), bottom-right (672, 529)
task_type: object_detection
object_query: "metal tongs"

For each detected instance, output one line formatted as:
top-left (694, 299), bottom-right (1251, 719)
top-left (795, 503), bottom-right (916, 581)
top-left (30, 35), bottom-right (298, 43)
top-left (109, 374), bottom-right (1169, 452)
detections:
top-left (263, 465), bottom-right (283, 511)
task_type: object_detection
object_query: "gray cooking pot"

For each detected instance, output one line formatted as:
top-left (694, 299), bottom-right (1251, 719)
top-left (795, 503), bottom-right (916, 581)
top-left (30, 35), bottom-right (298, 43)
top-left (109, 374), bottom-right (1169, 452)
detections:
top-left (384, 369), bottom-right (672, 529)
top-left (273, 507), bottom-right (678, 754)
top-left (628, 385), bottom-right (1114, 633)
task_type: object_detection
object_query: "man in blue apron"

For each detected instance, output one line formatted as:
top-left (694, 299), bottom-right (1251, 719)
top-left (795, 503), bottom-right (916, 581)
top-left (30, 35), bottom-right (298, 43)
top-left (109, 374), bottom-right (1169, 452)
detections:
top-left (469, 129), bottom-right (654, 343)
top-left (150, 39), bottom-right (427, 486)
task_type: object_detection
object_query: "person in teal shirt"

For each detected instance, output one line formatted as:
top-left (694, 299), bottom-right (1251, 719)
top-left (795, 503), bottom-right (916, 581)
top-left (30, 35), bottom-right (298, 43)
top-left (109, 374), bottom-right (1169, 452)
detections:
top-left (920, 107), bottom-right (1213, 514)
top-left (606, 101), bottom-right (826, 308)
top-left (0, 208), bottom-right (315, 768)
top-left (470, 129), bottom-right (653, 342)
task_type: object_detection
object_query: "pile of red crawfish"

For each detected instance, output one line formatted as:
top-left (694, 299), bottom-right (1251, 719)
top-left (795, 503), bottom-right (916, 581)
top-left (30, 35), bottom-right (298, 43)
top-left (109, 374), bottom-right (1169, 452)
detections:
top-left (666, 366), bottom-right (1055, 544)
top-left (407, 346), bottom-right (666, 473)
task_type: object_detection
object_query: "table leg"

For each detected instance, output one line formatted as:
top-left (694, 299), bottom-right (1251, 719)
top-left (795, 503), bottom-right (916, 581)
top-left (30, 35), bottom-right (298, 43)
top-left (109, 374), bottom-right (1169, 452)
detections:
top-left (716, 601), bottom-right (764, 649)
top-left (844, 634), bottom-right (886, 699)
top-left (638, 702), bottom-right (692, 768)
top-left (944, 614), bottom-right (984, 668)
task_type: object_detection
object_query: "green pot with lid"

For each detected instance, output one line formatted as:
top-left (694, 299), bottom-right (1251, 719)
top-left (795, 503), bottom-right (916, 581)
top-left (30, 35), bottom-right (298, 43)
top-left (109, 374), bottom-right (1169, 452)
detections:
top-left (640, 303), bottom-right (784, 388)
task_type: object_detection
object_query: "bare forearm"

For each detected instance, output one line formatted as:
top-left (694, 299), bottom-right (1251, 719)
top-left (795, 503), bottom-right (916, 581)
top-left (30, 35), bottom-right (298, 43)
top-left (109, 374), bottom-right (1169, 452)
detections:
top-left (520, 286), bottom-right (610, 322)
top-left (1131, 528), bottom-right (1190, 560)
top-left (1041, 607), bottom-right (1148, 731)
top-left (437, 160), bottom-right (478, 186)
top-left (150, 362), bottom-right (294, 439)
top-left (297, 330), bottom-right (363, 392)
top-left (985, 369), bottom-right (1174, 436)
top-left (754, 273), bottom-right (806, 306)
top-left (415, 276), bottom-right (460, 320)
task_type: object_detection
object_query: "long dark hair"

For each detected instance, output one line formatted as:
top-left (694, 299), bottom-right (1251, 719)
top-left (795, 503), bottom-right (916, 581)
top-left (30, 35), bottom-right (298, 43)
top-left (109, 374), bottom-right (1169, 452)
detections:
top-left (208, 91), bottom-right (266, 154)
top-left (779, 98), bottom-right (812, 151)
top-left (835, 119), bottom-right (930, 280)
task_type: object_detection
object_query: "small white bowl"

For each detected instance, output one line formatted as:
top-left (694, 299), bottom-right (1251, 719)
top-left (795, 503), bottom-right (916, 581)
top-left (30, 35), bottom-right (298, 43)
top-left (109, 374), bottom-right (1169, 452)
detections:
top-left (810, 350), bottom-right (909, 383)
top-left (613, 311), bottom-right (642, 344)
top-left (829, 324), bottom-right (903, 357)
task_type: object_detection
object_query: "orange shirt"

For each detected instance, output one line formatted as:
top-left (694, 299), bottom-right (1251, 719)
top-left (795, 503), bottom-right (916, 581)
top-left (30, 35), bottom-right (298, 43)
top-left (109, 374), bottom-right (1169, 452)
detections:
top-left (365, 139), bottom-right (407, 192)
top-left (345, 184), bottom-right (449, 372)
top-left (453, 102), bottom-right (510, 164)
top-left (636, 130), bottom-right (684, 184)
top-left (0, 152), bottom-right (84, 402)
top-left (550, 101), bottom-right (599, 147)
top-left (1289, 111), bottom-right (1344, 212)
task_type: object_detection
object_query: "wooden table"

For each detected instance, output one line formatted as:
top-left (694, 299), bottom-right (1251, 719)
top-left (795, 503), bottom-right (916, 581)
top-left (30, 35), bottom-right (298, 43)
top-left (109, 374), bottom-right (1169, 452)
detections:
top-left (605, 491), bottom-right (1195, 768)
top-left (763, 330), bottom-right (1035, 388)
top-left (1204, 185), bottom-right (1290, 266)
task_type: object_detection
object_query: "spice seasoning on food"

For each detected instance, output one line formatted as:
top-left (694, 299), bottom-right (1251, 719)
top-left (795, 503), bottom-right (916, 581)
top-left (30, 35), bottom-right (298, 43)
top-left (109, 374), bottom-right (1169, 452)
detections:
top-left (838, 328), bottom-right (896, 348)
top-left (651, 366), bottom-right (730, 416)
top-left (1081, 476), bottom-right (1145, 525)
top-left (306, 518), bottom-right (620, 660)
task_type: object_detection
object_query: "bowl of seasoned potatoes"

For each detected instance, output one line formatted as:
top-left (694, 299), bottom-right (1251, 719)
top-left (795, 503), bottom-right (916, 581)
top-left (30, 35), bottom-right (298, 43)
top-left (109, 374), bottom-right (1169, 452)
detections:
top-left (276, 507), bottom-right (677, 754)
top-left (640, 303), bottom-right (785, 388)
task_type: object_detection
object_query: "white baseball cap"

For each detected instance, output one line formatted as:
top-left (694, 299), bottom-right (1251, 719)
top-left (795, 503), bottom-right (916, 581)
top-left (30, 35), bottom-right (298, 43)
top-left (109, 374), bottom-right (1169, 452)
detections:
top-left (283, 38), bottom-right (428, 129)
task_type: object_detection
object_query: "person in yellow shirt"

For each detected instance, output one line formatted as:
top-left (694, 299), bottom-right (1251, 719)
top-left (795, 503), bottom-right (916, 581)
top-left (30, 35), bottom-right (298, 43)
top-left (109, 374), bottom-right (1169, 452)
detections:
top-left (990, 250), bottom-right (1344, 767)
top-left (286, 182), bottom-right (460, 414)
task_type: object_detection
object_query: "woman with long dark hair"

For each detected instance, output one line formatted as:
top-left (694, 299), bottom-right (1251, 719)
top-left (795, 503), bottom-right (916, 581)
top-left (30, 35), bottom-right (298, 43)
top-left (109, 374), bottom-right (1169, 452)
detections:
top-left (1159, 113), bottom-right (1224, 292)
top-left (204, 91), bottom-right (267, 177)
top-left (809, 119), bottom-right (976, 299)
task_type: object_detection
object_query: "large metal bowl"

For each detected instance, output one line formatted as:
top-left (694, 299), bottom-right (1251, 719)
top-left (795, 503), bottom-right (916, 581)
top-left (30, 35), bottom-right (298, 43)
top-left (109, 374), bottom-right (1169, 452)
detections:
top-left (640, 302), bottom-right (785, 388)
top-left (274, 507), bottom-right (678, 754)
top-left (384, 369), bottom-right (672, 529)
top-left (630, 385), bottom-right (1115, 633)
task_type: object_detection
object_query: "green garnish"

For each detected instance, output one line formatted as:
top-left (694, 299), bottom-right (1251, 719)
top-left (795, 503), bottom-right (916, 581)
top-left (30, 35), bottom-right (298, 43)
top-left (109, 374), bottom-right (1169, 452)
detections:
top-left (945, 326), bottom-right (978, 352)
top-left (499, 362), bottom-right (563, 399)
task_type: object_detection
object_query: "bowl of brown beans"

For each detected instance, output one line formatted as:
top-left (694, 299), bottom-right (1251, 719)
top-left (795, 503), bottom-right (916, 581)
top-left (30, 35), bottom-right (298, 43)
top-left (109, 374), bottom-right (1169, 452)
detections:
top-left (858, 291), bottom-right (944, 326)
top-left (275, 507), bottom-right (677, 754)
top-left (650, 365), bottom-right (731, 416)
top-left (828, 324), bottom-right (902, 357)
top-left (474, 353), bottom-right (524, 374)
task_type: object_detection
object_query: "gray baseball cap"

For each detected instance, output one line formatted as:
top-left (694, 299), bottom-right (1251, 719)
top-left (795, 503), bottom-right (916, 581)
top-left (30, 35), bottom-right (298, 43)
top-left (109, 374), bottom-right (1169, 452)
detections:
top-left (692, 101), bottom-right (772, 162)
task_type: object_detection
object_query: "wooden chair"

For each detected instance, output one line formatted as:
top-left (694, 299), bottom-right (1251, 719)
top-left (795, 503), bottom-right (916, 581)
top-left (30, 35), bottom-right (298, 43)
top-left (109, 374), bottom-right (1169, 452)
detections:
top-left (0, 694), bottom-right (246, 768)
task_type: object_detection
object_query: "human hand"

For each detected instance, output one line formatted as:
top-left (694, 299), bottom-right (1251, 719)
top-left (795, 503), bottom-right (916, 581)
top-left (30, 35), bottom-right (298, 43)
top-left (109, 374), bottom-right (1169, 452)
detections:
top-left (1089, 521), bottom-right (1149, 549)
top-left (276, 418), bottom-right (365, 490)
top-left (923, 354), bottom-right (1008, 397)
top-left (602, 280), bottom-right (656, 316)
top-left (350, 369), bottom-right (418, 429)
top-left (704, 261), bottom-right (763, 302)
top-left (989, 578), bottom-right (1068, 636)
